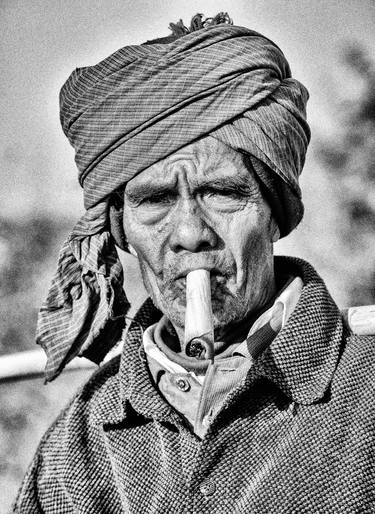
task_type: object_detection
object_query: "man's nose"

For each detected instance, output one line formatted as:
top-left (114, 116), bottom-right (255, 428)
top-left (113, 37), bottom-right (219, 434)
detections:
top-left (169, 199), bottom-right (217, 253)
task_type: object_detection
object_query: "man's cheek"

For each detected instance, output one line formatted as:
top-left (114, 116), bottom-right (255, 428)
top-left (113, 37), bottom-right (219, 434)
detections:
top-left (131, 236), bottom-right (163, 277)
top-left (224, 232), bottom-right (251, 290)
top-left (137, 254), bottom-right (165, 303)
top-left (234, 232), bottom-right (267, 291)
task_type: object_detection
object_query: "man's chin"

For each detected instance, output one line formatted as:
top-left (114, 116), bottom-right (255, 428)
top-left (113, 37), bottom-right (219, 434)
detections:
top-left (212, 302), bottom-right (249, 332)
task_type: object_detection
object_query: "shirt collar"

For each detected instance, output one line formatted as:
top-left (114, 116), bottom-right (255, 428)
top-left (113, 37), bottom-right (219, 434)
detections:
top-left (234, 276), bottom-right (303, 357)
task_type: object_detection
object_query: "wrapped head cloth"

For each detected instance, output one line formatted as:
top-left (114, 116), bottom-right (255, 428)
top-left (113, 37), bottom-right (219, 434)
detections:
top-left (38, 14), bottom-right (310, 381)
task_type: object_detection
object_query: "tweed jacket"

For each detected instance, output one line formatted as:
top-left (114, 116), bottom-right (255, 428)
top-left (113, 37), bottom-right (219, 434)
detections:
top-left (14, 257), bottom-right (375, 513)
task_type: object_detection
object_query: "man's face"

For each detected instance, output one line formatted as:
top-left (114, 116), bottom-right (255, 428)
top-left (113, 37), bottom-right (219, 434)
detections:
top-left (123, 136), bottom-right (277, 336)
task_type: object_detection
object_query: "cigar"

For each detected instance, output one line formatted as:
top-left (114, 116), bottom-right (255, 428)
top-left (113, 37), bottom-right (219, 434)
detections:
top-left (184, 269), bottom-right (214, 362)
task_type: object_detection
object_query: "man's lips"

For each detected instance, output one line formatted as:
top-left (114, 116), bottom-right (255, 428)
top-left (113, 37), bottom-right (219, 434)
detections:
top-left (175, 266), bottom-right (229, 280)
top-left (173, 268), bottom-right (229, 292)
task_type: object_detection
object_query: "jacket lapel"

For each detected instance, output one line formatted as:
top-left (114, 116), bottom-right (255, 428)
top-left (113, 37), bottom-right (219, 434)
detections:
top-left (254, 257), bottom-right (344, 405)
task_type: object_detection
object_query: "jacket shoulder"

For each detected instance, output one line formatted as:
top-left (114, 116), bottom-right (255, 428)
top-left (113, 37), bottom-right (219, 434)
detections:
top-left (47, 354), bottom-right (123, 443)
top-left (337, 324), bottom-right (375, 391)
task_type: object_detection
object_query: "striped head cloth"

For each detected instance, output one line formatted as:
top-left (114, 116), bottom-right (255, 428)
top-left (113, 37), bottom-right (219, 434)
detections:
top-left (38, 14), bottom-right (310, 381)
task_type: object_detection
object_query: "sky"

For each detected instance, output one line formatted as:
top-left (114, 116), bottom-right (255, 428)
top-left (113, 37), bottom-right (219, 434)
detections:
top-left (1, 0), bottom-right (375, 220)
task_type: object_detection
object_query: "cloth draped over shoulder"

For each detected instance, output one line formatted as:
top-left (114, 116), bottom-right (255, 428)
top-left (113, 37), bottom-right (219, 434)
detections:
top-left (37, 22), bottom-right (310, 381)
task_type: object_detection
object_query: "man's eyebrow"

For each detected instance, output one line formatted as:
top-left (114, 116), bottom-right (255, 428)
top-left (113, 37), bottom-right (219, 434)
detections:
top-left (194, 175), bottom-right (254, 190)
top-left (125, 173), bottom-right (257, 201)
top-left (125, 183), bottom-right (175, 201)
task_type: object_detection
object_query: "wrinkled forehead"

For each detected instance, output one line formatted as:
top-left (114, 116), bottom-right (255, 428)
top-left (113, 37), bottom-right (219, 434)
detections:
top-left (125, 135), bottom-right (250, 192)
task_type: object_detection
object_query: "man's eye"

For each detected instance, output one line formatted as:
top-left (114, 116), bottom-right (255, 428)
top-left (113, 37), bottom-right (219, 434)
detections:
top-left (141, 193), bottom-right (176, 205)
top-left (198, 188), bottom-right (249, 211)
top-left (203, 189), bottom-right (244, 200)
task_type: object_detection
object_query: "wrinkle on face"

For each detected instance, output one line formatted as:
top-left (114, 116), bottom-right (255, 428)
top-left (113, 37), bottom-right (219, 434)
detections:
top-left (123, 136), bottom-right (277, 346)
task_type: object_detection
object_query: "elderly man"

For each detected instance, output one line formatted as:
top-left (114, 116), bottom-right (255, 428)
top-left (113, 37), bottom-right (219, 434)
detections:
top-left (14, 13), bottom-right (375, 513)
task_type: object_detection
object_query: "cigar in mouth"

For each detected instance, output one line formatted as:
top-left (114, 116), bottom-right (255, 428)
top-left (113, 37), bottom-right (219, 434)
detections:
top-left (184, 269), bottom-right (214, 362)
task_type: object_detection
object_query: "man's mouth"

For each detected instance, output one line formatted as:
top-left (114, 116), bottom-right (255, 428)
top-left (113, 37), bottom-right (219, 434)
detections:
top-left (175, 266), bottom-right (228, 280)
top-left (173, 269), bottom-right (230, 297)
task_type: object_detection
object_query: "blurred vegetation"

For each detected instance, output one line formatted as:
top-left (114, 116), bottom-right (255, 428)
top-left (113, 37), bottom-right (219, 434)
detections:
top-left (317, 44), bottom-right (375, 305)
top-left (0, 216), bottom-right (68, 354)
top-left (0, 216), bottom-right (72, 355)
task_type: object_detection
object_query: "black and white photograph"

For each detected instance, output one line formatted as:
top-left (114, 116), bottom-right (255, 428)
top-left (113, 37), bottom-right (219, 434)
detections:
top-left (1, 1), bottom-right (375, 512)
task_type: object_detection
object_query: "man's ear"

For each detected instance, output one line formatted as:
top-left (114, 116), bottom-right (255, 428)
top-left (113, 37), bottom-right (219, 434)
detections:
top-left (121, 209), bottom-right (138, 257)
top-left (271, 218), bottom-right (280, 243)
top-left (109, 191), bottom-right (128, 250)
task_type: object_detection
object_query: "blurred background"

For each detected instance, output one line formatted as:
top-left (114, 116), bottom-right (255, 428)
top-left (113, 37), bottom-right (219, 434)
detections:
top-left (1, 0), bottom-right (375, 510)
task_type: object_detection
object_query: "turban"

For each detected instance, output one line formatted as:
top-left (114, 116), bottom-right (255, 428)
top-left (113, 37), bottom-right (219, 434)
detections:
top-left (38, 18), bottom-right (310, 381)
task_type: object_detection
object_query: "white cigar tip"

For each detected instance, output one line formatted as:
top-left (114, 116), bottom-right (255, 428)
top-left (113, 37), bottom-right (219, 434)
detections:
top-left (184, 268), bottom-right (214, 348)
top-left (186, 269), bottom-right (210, 282)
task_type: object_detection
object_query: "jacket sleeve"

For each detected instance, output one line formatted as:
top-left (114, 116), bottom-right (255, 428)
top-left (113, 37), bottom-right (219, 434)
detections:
top-left (11, 410), bottom-right (74, 513)
top-left (12, 449), bottom-right (46, 513)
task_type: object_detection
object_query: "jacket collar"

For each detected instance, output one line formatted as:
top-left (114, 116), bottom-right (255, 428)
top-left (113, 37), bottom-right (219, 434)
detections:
top-left (94, 298), bottom-right (173, 426)
top-left (95, 256), bottom-right (344, 425)
top-left (253, 257), bottom-right (344, 405)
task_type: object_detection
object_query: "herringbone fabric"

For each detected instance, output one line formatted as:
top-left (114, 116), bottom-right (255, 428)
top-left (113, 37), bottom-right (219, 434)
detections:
top-left (14, 258), bottom-right (375, 513)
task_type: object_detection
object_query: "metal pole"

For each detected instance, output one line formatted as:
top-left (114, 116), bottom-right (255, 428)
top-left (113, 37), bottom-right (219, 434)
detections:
top-left (0, 349), bottom-right (95, 383)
